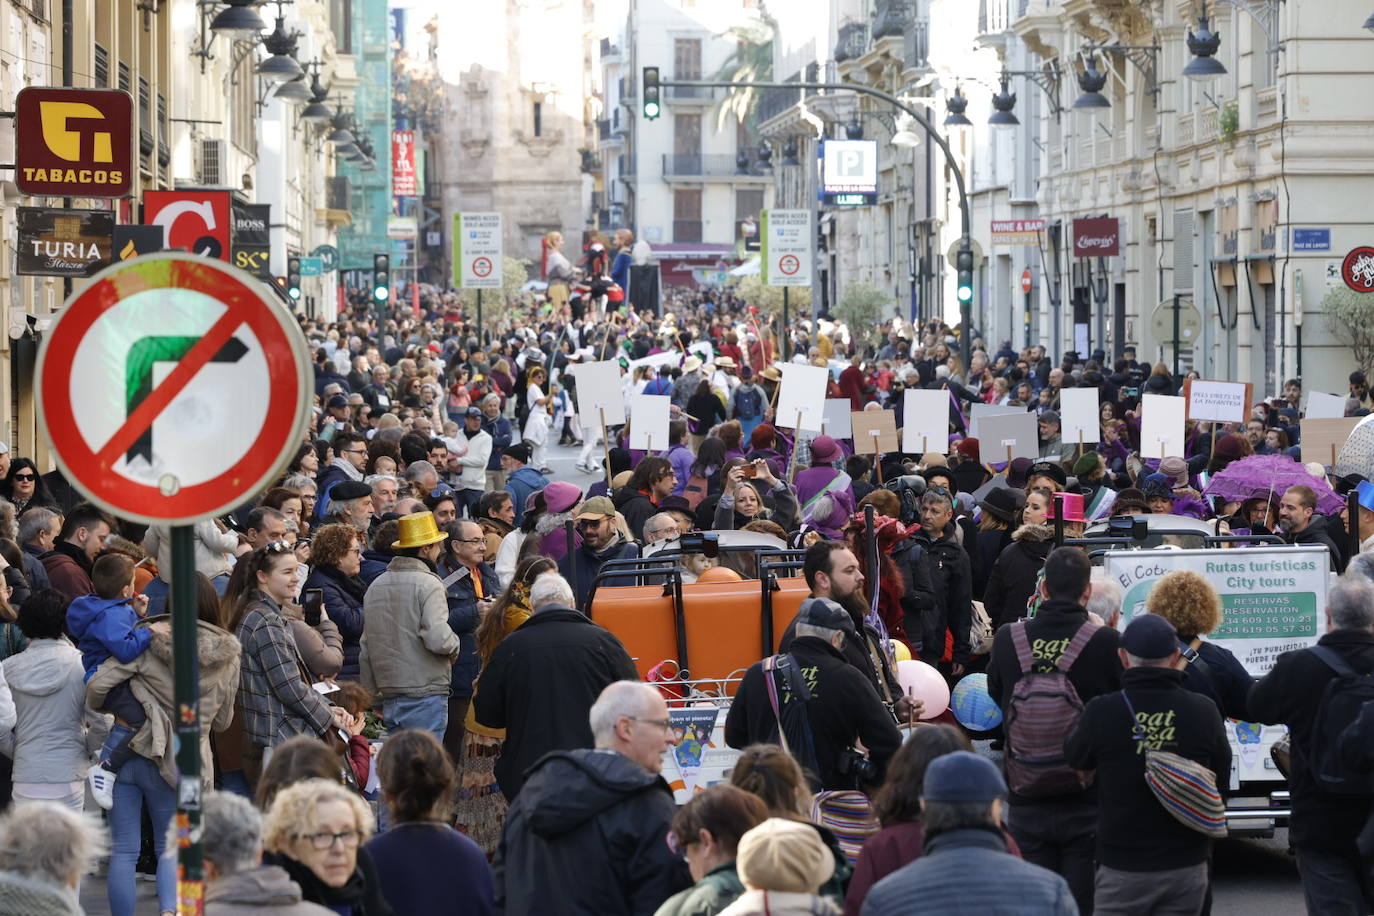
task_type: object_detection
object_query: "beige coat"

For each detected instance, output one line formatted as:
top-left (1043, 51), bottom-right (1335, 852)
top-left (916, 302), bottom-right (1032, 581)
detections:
top-left (359, 556), bottom-right (458, 699)
top-left (86, 618), bottom-right (241, 790)
top-left (278, 603), bottom-right (343, 681)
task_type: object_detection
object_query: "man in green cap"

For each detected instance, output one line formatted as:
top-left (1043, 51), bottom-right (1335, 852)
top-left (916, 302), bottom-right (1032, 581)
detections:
top-left (558, 496), bottom-right (640, 609)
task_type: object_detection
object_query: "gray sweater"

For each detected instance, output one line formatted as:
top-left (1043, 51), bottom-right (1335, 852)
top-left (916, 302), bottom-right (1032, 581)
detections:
top-left (0, 639), bottom-right (107, 785)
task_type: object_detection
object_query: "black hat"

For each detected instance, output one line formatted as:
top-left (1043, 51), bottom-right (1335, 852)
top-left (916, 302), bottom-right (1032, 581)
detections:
top-left (660, 494), bottom-right (694, 517)
top-left (978, 486), bottom-right (1026, 524)
top-left (326, 394), bottom-right (349, 410)
top-left (1112, 487), bottom-right (1150, 515)
top-left (332, 480), bottom-right (372, 502)
top-left (502, 443), bottom-right (531, 464)
top-left (1121, 614), bottom-right (1178, 659)
top-left (1027, 461), bottom-right (1067, 488)
top-left (795, 597), bottom-right (856, 636)
top-left (923, 466), bottom-right (957, 492)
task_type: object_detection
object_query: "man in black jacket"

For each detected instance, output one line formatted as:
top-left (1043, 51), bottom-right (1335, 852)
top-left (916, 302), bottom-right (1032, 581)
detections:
top-left (778, 540), bottom-right (918, 722)
top-left (495, 681), bottom-right (690, 914)
top-left (1250, 574), bottom-right (1374, 914)
top-left (986, 546), bottom-right (1123, 914)
top-left (1064, 613), bottom-right (1231, 915)
top-left (911, 489), bottom-right (974, 674)
top-left (437, 519), bottom-right (500, 764)
top-left (1279, 484), bottom-right (1346, 572)
top-left (473, 572), bottom-right (638, 800)
top-left (726, 596), bottom-right (902, 791)
top-left (557, 496), bottom-right (641, 609)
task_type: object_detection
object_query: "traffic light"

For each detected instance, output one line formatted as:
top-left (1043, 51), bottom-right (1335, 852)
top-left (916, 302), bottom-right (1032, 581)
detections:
top-left (642, 67), bottom-right (661, 120)
top-left (286, 256), bottom-right (302, 301)
top-left (956, 246), bottom-right (974, 305)
top-left (373, 253), bottom-right (390, 303)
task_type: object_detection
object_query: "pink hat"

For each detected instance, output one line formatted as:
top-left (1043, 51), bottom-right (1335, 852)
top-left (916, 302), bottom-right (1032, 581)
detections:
top-left (542, 481), bottom-right (583, 514)
top-left (1046, 491), bottom-right (1087, 523)
top-left (810, 435), bottom-right (842, 464)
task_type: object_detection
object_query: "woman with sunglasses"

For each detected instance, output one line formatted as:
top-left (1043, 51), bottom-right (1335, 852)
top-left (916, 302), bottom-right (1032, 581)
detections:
top-left (227, 544), bottom-right (347, 788)
top-left (2, 459), bottom-right (56, 516)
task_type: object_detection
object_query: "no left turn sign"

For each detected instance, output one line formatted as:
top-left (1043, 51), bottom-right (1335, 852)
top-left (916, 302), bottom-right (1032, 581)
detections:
top-left (37, 253), bottom-right (311, 524)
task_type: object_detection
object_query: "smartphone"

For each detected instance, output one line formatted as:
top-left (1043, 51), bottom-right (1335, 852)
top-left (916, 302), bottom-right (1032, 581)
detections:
top-left (303, 588), bottom-right (324, 626)
top-left (740, 464), bottom-right (757, 478)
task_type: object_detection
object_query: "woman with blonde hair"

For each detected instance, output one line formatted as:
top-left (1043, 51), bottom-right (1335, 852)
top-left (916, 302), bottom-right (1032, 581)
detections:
top-left (542, 231), bottom-right (574, 311)
top-left (262, 778), bottom-right (392, 914)
top-left (1144, 570), bottom-right (1253, 719)
top-left (523, 365), bottom-right (551, 473)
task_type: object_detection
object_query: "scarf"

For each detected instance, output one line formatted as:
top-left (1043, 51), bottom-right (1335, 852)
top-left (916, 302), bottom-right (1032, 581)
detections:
top-left (276, 854), bottom-right (372, 914)
top-left (331, 457), bottom-right (364, 483)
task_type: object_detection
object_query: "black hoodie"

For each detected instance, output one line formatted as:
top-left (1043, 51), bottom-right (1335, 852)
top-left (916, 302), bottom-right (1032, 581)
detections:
top-left (494, 749), bottom-right (690, 915)
top-left (1286, 513), bottom-right (1346, 573)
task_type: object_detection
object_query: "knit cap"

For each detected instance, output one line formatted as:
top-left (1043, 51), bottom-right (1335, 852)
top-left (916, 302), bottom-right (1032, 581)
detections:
top-left (735, 818), bottom-right (833, 894)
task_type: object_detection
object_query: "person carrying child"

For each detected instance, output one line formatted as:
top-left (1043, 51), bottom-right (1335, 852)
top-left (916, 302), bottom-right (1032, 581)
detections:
top-left (65, 553), bottom-right (167, 809)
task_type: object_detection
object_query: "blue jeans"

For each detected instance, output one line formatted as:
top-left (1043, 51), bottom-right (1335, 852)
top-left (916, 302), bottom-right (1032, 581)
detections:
top-left (382, 694), bottom-right (448, 740)
top-left (108, 755), bottom-right (176, 916)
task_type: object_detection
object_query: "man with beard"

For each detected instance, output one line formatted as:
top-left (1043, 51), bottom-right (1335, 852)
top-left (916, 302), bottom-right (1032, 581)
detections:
top-left (778, 541), bottom-right (920, 723)
top-left (1279, 485), bottom-right (1345, 572)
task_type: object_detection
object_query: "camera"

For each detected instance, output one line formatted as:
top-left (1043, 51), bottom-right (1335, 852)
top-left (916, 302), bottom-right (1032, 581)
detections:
top-left (836, 748), bottom-right (878, 786)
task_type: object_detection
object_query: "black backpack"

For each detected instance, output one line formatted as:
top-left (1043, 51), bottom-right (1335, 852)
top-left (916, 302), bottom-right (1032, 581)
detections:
top-left (1307, 646), bottom-right (1374, 794)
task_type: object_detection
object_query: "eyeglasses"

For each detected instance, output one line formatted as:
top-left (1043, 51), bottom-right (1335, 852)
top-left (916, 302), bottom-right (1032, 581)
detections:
top-left (626, 715), bottom-right (672, 733)
top-left (575, 518), bottom-right (607, 529)
top-left (343, 448), bottom-right (367, 456)
top-left (299, 829), bottom-right (365, 851)
top-left (453, 537), bottom-right (484, 545)
top-left (11, 474), bottom-right (34, 482)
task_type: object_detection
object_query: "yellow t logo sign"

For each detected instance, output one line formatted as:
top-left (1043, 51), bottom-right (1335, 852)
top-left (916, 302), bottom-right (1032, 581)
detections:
top-left (39, 101), bottom-right (112, 162)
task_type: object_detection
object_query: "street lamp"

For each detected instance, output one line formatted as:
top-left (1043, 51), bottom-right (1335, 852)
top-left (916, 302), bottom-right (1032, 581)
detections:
top-left (944, 87), bottom-right (972, 127)
top-left (209, 0), bottom-right (267, 39)
top-left (1072, 53), bottom-right (1111, 109)
top-left (301, 70), bottom-right (333, 122)
top-left (274, 74), bottom-right (312, 103)
top-left (257, 7), bottom-right (303, 84)
top-left (326, 109), bottom-right (355, 146)
top-left (892, 113), bottom-right (922, 147)
top-left (754, 143), bottom-right (773, 171)
top-left (844, 117), bottom-right (863, 140)
top-left (1183, 4), bottom-right (1226, 82)
top-left (780, 137), bottom-right (800, 167)
top-left (988, 74), bottom-right (1019, 129)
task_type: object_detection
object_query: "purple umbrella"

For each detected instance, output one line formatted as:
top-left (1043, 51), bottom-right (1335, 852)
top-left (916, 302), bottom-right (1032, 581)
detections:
top-left (1202, 453), bottom-right (1343, 514)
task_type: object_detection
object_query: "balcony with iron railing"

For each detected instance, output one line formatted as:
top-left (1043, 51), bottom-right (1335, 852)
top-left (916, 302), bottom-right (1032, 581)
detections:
top-left (666, 83), bottom-right (712, 103)
top-left (597, 119), bottom-right (612, 141)
top-left (873, 0), bottom-right (911, 40)
top-left (978, 0), bottom-right (1016, 34)
top-left (757, 76), bottom-right (803, 124)
top-left (662, 150), bottom-right (771, 180)
top-left (600, 37), bottom-right (621, 61)
top-left (905, 19), bottom-right (930, 70)
top-left (834, 22), bottom-right (868, 63)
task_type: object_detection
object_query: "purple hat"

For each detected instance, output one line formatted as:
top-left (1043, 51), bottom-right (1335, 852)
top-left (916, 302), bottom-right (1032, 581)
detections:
top-left (542, 481), bottom-right (583, 514)
top-left (1006, 457), bottom-right (1034, 490)
top-left (810, 435), bottom-right (842, 464)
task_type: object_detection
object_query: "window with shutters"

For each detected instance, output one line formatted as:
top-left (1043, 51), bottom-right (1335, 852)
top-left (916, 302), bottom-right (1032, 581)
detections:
top-left (117, 62), bottom-right (130, 93)
top-left (1173, 209), bottom-right (1195, 294)
top-left (94, 45), bottom-right (108, 88)
top-left (674, 189), bottom-right (702, 242)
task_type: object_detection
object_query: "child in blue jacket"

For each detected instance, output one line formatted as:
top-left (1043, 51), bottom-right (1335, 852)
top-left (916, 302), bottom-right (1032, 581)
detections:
top-left (66, 553), bottom-right (156, 809)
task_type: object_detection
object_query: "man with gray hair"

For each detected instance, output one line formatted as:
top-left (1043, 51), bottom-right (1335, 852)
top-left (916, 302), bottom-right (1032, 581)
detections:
top-left (201, 790), bottom-right (332, 914)
top-left (403, 459), bottom-right (441, 496)
top-left (474, 572), bottom-right (637, 800)
top-left (494, 680), bottom-right (688, 915)
top-left (641, 512), bottom-right (680, 546)
top-left (726, 596), bottom-right (901, 791)
top-left (16, 505), bottom-right (56, 591)
top-left (1250, 573), bottom-right (1374, 914)
top-left (1085, 573), bottom-right (1123, 628)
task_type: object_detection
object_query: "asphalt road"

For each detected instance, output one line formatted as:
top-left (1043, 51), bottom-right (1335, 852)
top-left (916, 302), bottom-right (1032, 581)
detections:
top-left (79, 442), bottom-right (1306, 913)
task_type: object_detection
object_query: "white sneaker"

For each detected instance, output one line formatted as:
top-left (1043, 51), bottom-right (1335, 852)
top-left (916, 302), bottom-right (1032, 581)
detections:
top-left (87, 763), bottom-right (116, 810)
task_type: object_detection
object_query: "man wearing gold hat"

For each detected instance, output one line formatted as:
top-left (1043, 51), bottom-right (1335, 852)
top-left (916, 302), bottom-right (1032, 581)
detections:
top-left (360, 512), bottom-right (460, 738)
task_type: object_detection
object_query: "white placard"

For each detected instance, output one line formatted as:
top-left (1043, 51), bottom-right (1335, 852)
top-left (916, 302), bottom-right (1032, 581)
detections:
top-left (1059, 388), bottom-right (1101, 445)
top-left (1140, 393), bottom-right (1187, 459)
top-left (570, 359), bottom-right (627, 427)
top-left (822, 399), bottom-right (853, 439)
top-left (629, 394), bottom-right (670, 451)
top-left (760, 209), bottom-right (812, 287)
top-left (969, 404), bottom-right (1024, 440)
top-left (626, 351), bottom-right (681, 373)
top-left (453, 212), bottom-right (502, 289)
top-left (978, 411), bottom-right (1039, 462)
top-left (1187, 379), bottom-right (1250, 423)
top-left (902, 388), bottom-right (949, 454)
top-left (1304, 391), bottom-right (1347, 420)
top-left (776, 363), bottom-right (828, 433)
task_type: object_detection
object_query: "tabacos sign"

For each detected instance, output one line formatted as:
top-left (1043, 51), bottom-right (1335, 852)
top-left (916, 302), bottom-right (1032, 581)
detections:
top-left (1072, 216), bottom-right (1120, 257)
top-left (15, 87), bottom-right (134, 198)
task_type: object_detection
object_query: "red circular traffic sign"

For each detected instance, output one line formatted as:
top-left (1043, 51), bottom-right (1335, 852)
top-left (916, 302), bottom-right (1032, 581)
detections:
top-left (778, 254), bottom-right (800, 276)
top-left (1343, 247), bottom-right (1374, 293)
top-left (472, 256), bottom-right (493, 278)
top-left (37, 253), bottom-right (311, 524)
top-left (1020, 268), bottom-right (1033, 294)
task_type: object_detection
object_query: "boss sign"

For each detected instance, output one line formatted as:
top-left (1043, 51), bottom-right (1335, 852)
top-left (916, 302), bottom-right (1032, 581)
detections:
top-left (16, 88), bottom-right (134, 198)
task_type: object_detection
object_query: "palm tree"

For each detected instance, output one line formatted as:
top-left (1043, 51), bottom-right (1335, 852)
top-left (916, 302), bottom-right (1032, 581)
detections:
top-left (709, 16), bottom-right (775, 132)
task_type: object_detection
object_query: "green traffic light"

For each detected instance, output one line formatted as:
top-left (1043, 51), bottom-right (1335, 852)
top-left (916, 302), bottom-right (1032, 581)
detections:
top-left (289, 288), bottom-right (301, 300)
top-left (957, 285), bottom-right (973, 303)
top-left (644, 101), bottom-right (660, 119)
top-left (373, 286), bottom-right (389, 302)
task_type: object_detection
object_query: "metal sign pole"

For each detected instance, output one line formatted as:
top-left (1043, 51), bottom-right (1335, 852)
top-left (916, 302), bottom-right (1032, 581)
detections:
top-left (171, 525), bottom-right (203, 914)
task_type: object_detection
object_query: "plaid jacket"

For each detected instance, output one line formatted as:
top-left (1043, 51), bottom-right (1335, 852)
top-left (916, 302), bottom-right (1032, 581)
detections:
top-left (235, 593), bottom-right (333, 748)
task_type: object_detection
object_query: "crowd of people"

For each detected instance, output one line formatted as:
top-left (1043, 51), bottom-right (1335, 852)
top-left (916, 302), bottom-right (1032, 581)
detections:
top-left (0, 274), bottom-right (1373, 916)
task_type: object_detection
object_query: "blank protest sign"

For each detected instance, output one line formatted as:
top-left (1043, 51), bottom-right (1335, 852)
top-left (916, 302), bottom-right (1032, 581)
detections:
top-left (1141, 394), bottom-right (1186, 459)
top-left (629, 394), bottom-right (670, 451)
top-left (822, 399), bottom-right (853, 439)
top-left (979, 411), bottom-right (1038, 463)
top-left (776, 364), bottom-right (829, 433)
top-left (571, 360), bottom-right (627, 427)
top-left (850, 409), bottom-right (899, 454)
top-left (902, 388), bottom-right (948, 454)
top-left (1059, 388), bottom-right (1100, 445)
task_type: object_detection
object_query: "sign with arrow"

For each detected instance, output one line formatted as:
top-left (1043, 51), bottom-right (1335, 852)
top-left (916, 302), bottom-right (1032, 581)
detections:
top-left (36, 253), bottom-right (311, 524)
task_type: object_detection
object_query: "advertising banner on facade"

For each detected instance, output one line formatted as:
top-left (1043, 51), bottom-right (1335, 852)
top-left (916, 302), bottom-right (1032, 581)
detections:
top-left (15, 87), bottom-right (134, 198)
top-left (1102, 546), bottom-right (1328, 677)
top-left (1072, 216), bottom-right (1119, 257)
top-left (16, 207), bottom-right (114, 277)
top-left (392, 129), bottom-right (417, 197)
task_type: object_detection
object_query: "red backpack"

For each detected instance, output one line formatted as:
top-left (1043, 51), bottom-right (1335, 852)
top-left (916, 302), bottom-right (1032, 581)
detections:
top-left (1004, 620), bottom-right (1098, 797)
